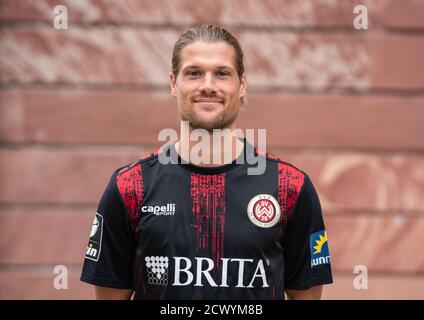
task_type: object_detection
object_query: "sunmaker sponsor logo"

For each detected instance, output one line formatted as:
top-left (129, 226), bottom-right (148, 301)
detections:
top-left (310, 230), bottom-right (331, 267)
top-left (141, 203), bottom-right (176, 216)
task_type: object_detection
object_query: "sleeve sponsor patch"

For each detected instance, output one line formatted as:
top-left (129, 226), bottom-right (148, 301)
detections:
top-left (85, 212), bottom-right (103, 262)
top-left (310, 230), bottom-right (331, 268)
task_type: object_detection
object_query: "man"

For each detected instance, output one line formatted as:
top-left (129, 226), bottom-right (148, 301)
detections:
top-left (81, 25), bottom-right (333, 300)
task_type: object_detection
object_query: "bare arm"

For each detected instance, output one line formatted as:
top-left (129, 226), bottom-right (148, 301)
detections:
top-left (94, 286), bottom-right (134, 300)
top-left (285, 285), bottom-right (323, 300)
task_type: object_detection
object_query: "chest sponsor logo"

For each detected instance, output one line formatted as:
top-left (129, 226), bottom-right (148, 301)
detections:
top-left (310, 230), bottom-right (331, 267)
top-left (85, 212), bottom-right (103, 262)
top-left (145, 256), bottom-right (169, 286)
top-left (247, 194), bottom-right (281, 228)
top-left (141, 203), bottom-right (176, 216)
top-left (144, 256), bottom-right (269, 288)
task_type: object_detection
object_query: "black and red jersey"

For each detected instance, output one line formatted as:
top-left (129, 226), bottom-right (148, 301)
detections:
top-left (81, 140), bottom-right (333, 299)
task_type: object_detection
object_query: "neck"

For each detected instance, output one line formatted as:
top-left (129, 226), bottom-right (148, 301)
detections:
top-left (175, 121), bottom-right (244, 167)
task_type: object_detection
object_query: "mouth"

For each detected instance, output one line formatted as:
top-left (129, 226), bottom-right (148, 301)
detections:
top-left (193, 99), bottom-right (223, 104)
top-left (193, 102), bottom-right (223, 113)
top-left (192, 98), bottom-right (224, 109)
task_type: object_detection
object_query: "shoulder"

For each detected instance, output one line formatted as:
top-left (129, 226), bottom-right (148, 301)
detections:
top-left (110, 150), bottom-right (162, 230)
top-left (254, 148), bottom-right (315, 222)
top-left (109, 148), bottom-right (164, 199)
top-left (256, 147), bottom-right (309, 188)
top-left (113, 148), bottom-right (162, 181)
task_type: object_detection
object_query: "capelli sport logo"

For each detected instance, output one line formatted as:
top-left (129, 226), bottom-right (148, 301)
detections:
top-left (310, 230), bottom-right (331, 267)
top-left (85, 213), bottom-right (103, 262)
top-left (141, 203), bottom-right (176, 216)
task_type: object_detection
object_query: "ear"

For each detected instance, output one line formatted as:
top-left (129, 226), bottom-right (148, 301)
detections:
top-left (169, 72), bottom-right (177, 97)
top-left (239, 73), bottom-right (247, 99)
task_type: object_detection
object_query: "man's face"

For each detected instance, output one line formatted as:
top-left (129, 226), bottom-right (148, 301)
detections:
top-left (170, 41), bottom-right (247, 130)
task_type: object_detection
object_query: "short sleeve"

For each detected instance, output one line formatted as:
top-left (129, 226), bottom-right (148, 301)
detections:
top-left (80, 172), bottom-right (135, 289)
top-left (283, 174), bottom-right (333, 290)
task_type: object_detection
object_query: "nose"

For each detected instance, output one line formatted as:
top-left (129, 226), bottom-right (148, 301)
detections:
top-left (198, 72), bottom-right (216, 94)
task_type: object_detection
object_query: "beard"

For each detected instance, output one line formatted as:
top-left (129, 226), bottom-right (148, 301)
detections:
top-left (179, 104), bottom-right (239, 130)
top-left (178, 96), bottom-right (239, 130)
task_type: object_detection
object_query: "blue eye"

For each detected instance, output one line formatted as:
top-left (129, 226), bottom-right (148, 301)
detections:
top-left (187, 71), bottom-right (200, 77)
top-left (217, 71), bottom-right (230, 77)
